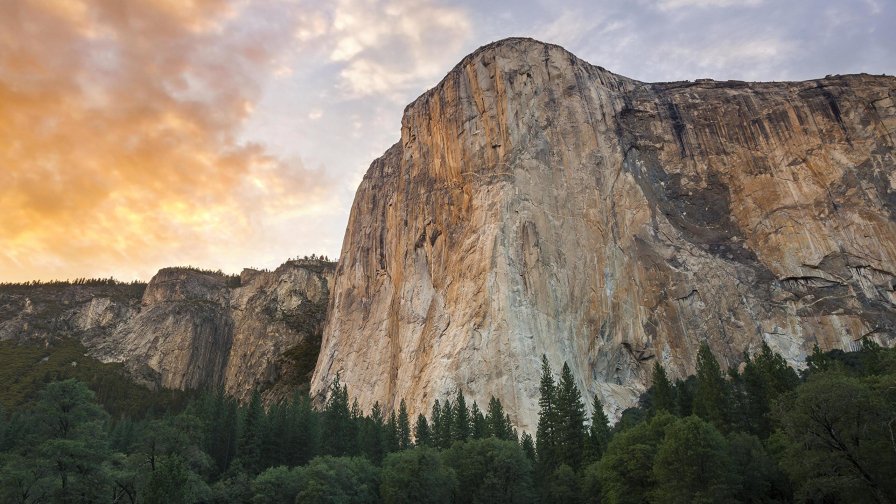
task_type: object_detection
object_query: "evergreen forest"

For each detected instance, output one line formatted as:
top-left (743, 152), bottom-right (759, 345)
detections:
top-left (0, 339), bottom-right (894, 503)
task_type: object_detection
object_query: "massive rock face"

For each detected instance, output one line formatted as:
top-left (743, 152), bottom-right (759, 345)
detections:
top-left (312, 37), bottom-right (896, 432)
top-left (0, 259), bottom-right (334, 401)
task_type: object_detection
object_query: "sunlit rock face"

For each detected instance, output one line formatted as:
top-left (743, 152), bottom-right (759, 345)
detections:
top-left (0, 260), bottom-right (335, 402)
top-left (312, 37), bottom-right (896, 432)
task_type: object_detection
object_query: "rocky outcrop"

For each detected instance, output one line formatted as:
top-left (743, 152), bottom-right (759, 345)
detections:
top-left (0, 259), bottom-right (335, 401)
top-left (312, 37), bottom-right (896, 432)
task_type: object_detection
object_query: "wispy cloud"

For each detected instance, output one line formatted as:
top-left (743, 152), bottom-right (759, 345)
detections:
top-left (654, 0), bottom-right (763, 10)
top-left (293, 0), bottom-right (473, 100)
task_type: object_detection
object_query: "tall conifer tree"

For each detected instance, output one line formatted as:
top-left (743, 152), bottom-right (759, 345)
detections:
top-left (556, 362), bottom-right (586, 469)
top-left (585, 394), bottom-right (611, 464)
top-left (470, 402), bottom-right (488, 439)
top-left (651, 361), bottom-right (676, 414)
top-left (397, 400), bottom-right (412, 450)
top-left (452, 390), bottom-right (470, 442)
top-left (694, 342), bottom-right (729, 430)
top-left (486, 396), bottom-right (511, 440)
top-left (438, 399), bottom-right (453, 449)
top-left (414, 414), bottom-right (431, 447)
top-left (536, 355), bottom-right (558, 471)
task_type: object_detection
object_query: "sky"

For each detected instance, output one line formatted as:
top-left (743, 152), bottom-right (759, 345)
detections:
top-left (1, 0), bottom-right (893, 282)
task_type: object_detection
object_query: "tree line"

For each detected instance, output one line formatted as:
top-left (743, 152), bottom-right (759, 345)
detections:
top-left (0, 338), bottom-right (893, 503)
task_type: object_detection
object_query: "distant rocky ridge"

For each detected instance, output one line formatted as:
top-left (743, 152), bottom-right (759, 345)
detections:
top-left (0, 259), bottom-right (334, 402)
top-left (312, 37), bottom-right (896, 433)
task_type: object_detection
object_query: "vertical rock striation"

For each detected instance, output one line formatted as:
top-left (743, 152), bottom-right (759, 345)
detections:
top-left (312, 37), bottom-right (896, 432)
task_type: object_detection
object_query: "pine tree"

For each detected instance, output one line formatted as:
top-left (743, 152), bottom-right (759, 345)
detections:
top-left (520, 432), bottom-right (537, 461)
top-left (806, 343), bottom-right (831, 374)
top-left (486, 396), bottom-right (510, 440)
top-left (555, 362), bottom-right (586, 469)
top-left (238, 390), bottom-right (263, 474)
top-left (430, 400), bottom-right (443, 447)
top-left (288, 393), bottom-right (319, 466)
top-left (651, 361), bottom-right (676, 414)
top-left (694, 342), bottom-right (729, 430)
top-left (470, 402), bottom-right (488, 439)
top-left (386, 410), bottom-right (399, 453)
top-left (398, 400), bottom-right (412, 450)
top-left (452, 390), bottom-right (470, 442)
top-left (205, 391), bottom-right (238, 473)
top-left (323, 377), bottom-right (352, 456)
top-left (739, 342), bottom-right (799, 437)
top-left (536, 355), bottom-right (558, 472)
top-left (506, 415), bottom-right (518, 443)
top-left (414, 414), bottom-right (431, 447)
top-left (584, 394), bottom-right (611, 464)
top-left (366, 401), bottom-right (386, 464)
top-left (438, 399), bottom-right (453, 449)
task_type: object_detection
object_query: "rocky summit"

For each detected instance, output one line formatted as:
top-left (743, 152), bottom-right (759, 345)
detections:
top-left (312, 37), bottom-right (896, 432)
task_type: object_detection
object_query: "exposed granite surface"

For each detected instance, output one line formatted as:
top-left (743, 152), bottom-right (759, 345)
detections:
top-left (312, 38), bottom-right (896, 431)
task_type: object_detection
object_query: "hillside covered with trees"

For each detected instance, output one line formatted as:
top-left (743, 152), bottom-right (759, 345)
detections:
top-left (0, 339), bottom-right (894, 503)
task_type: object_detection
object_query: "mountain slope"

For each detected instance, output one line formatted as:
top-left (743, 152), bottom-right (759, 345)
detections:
top-left (0, 259), bottom-right (334, 401)
top-left (312, 37), bottom-right (896, 432)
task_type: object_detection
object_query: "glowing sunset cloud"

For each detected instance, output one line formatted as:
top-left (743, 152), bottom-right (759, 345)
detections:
top-left (0, 0), bottom-right (338, 282)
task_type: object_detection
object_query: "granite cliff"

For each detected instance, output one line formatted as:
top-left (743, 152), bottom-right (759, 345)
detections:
top-left (312, 38), bottom-right (896, 432)
top-left (0, 259), bottom-right (334, 401)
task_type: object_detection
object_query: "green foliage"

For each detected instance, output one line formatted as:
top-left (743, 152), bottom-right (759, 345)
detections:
top-left (397, 400), bottom-right (411, 451)
top-left (470, 402), bottom-right (487, 439)
top-left (555, 363), bottom-right (586, 469)
top-left (251, 465), bottom-right (302, 504)
top-left (486, 396), bottom-right (514, 441)
top-left (452, 390), bottom-right (470, 442)
top-left (726, 432), bottom-right (790, 503)
top-left (0, 340), bottom-right (892, 503)
top-left (545, 464), bottom-right (580, 504)
top-left (651, 416), bottom-right (735, 504)
top-left (381, 448), bottom-right (455, 504)
top-left (361, 402), bottom-right (386, 463)
top-left (733, 342), bottom-right (799, 437)
top-left (693, 342), bottom-right (729, 430)
top-left (294, 456), bottom-right (380, 504)
top-left (774, 370), bottom-right (896, 503)
top-left (536, 355), bottom-right (558, 473)
top-left (144, 454), bottom-right (207, 504)
top-left (649, 361), bottom-right (675, 415)
top-left (442, 438), bottom-right (536, 504)
top-left (0, 452), bottom-right (53, 504)
top-left (322, 377), bottom-right (353, 456)
top-left (597, 412), bottom-right (676, 504)
top-left (579, 461), bottom-right (602, 503)
top-left (413, 413), bottom-right (430, 447)
top-left (520, 432), bottom-right (536, 462)
top-left (585, 394), bottom-right (611, 464)
top-left (437, 398), bottom-right (453, 449)
top-left (0, 339), bottom-right (189, 418)
top-left (239, 390), bottom-right (264, 474)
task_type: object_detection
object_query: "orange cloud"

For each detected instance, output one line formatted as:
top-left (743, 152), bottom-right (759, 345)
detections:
top-left (0, 0), bottom-right (336, 282)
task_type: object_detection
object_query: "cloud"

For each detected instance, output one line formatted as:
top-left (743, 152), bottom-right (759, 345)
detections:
top-left (0, 0), bottom-right (336, 282)
top-left (293, 0), bottom-right (473, 100)
top-left (531, 0), bottom-right (895, 83)
top-left (654, 0), bottom-right (763, 10)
